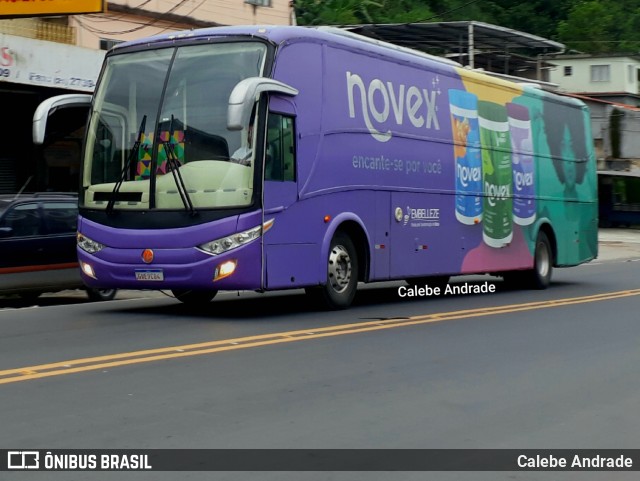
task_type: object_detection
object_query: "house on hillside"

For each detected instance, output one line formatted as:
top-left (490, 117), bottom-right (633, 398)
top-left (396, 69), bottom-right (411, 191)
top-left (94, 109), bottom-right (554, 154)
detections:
top-left (548, 54), bottom-right (640, 171)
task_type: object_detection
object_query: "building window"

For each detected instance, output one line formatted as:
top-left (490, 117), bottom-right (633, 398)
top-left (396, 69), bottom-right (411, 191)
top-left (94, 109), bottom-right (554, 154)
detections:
top-left (99, 39), bottom-right (123, 51)
top-left (591, 64), bottom-right (610, 82)
top-left (628, 65), bottom-right (636, 84)
top-left (564, 66), bottom-right (572, 76)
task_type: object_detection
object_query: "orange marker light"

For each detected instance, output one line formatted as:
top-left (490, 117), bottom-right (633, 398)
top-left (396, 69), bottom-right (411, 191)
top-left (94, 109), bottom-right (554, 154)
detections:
top-left (142, 249), bottom-right (154, 264)
top-left (323, 215), bottom-right (331, 223)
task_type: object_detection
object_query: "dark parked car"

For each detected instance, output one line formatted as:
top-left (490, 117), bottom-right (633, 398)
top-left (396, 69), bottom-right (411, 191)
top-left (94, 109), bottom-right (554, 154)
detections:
top-left (0, 193), bottom-right (116, 302)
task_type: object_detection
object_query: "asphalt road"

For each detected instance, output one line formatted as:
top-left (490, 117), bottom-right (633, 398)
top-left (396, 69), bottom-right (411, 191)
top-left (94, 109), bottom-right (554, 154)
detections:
top-left (1, 229), bottom-right (640, 481)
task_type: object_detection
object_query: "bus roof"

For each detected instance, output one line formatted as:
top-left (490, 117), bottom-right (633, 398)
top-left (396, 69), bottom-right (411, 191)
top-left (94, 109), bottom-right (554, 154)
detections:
top-left (111, 25), bottom-right (585, 110)
top-left (112, 25), bottom-right (460, 69)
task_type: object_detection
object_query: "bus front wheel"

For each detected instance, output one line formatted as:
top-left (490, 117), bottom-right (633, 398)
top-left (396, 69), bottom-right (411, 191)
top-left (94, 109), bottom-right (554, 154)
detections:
top-left (86, 288), bottom-right (117, 302)
top-left (172, 289), bottom-right (217, 305)
top-left (307, 233), bottom-right (358, 310)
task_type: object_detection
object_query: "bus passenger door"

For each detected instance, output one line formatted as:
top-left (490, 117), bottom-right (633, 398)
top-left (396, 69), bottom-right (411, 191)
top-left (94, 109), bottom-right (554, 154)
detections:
top-left (389, 192), bottom-right (450, 279)
top-left (262, 101), bottom-right (312, 289)
top-left (263, 106), bottom-right (297, 211)
top-left (372, 192), bottom-right (391, 280)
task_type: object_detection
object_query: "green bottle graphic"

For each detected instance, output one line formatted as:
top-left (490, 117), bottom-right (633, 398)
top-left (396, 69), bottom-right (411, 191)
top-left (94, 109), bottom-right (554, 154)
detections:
top-left (478, 101), bottom-right (513, 248)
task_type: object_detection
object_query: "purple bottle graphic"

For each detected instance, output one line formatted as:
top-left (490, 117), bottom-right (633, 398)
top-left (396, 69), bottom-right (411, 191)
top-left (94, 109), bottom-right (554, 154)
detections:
top-left (507, 103), bottom-right (536, 226)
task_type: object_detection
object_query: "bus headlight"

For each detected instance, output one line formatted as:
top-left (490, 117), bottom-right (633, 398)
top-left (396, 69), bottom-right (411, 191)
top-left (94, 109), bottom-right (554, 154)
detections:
top-left (214, 260), bottom-right (237, 281)
top-left (80, 261), bottom-right (97, 279)
top-left (77, 232), bottom-right (105, 254)
top-left (197, 219), bottom-right (274, 256)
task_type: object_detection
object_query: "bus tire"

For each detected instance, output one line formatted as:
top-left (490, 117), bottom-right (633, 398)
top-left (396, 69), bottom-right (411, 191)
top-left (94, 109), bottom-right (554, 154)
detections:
top-left (18, 292), bottom-right (41, 302)
top-left (86, 288), bottom-right (117, 302)
top-left (172, 289), bottom-right (217, 305)
top-left (507, 232), bottom-right (553, 290)
top-left (308, 232), bottom-right (358, 310)
top-left (530, 231), bottom-right (553, 289)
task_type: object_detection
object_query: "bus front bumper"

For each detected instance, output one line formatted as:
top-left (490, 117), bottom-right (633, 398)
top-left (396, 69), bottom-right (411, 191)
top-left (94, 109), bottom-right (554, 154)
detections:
top-left (77, 240), bottom-right (262, 292)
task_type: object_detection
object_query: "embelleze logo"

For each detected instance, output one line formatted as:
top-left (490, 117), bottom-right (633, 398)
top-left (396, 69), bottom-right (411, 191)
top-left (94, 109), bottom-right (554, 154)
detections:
top-left (346, 71), bottom-right (440, 142)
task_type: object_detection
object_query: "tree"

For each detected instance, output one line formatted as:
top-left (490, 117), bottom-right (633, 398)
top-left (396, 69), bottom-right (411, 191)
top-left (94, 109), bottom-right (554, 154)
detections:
top-left (295, 0), bottom-right (381, 26)
top-left (295, 0), bottom-right (436, 26)
top-left (558, 1), bottom-right (619, 53)
top-left (490, 0), bottom-right (576, 40)
top-left (295, 0), bottom-right (640, 54)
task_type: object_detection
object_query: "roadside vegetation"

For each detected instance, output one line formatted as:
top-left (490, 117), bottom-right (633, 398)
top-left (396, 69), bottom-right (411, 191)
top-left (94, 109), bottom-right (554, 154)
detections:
top-left (294, 0), bottom-right (640, 54)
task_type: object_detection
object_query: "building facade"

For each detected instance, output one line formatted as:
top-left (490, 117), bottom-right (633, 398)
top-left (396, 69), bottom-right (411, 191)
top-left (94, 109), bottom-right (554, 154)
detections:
top-left (0, 0), bottom-right (294, 193)
top-left (548, 54), bottom-right (640, 170)
top-left (548, 53), bottom-right (640, 105)
top-left (72, 0), bottom-right (295, 50)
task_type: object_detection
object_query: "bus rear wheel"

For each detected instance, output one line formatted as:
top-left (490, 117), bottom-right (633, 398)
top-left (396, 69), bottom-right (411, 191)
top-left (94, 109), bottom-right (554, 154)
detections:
top-left (505, 231), bottom-right (553, 290)
top-left (529, 231), bottom-right (553, 289)
top-left (307, 232), bottom-right (358, 310)
top-left (172, 289), bottom-right (217, 305)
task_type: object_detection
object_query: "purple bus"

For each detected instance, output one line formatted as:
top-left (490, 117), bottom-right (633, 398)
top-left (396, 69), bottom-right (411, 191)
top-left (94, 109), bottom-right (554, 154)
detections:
top-left (33, 26), bottom-right (598, 309)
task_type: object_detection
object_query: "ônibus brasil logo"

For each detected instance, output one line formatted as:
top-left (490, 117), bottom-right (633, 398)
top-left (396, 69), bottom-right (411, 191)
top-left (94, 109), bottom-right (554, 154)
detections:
top-left (346, 71), bottom-right (441, 142)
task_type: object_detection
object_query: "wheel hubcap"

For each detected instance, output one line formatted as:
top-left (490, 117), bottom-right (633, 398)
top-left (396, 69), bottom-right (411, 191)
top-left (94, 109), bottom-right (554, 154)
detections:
top-left (328, 244), bottom-right (352, 293)
top-left (537, 242), bottom-right (550, 278)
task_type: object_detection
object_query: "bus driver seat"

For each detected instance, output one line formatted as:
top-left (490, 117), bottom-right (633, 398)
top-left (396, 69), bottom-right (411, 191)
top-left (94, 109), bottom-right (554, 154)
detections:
top-left (184, 130), bottom-right (229, 162)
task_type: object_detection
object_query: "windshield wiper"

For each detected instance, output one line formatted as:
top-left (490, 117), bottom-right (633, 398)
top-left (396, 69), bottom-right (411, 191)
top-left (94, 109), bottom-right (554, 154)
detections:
top-left (106, 115), bottom-right (147, 214)
top-left (162, 115), bottom-right (196, 216)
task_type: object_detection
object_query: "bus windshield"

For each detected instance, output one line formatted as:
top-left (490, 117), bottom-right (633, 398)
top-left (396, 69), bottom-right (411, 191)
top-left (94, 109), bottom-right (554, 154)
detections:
top-left (82, 41), bottom-right (267, 211)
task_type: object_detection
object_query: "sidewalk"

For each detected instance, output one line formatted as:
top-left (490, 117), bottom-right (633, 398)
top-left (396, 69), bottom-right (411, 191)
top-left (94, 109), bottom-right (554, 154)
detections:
top-left (597, 228), bottom-right (640, 261)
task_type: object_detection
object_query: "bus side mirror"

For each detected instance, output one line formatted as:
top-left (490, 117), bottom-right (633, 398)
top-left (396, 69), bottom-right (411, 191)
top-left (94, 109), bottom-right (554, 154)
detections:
top-left (33, 94), bottom-right (92, 145)
top-left (227, 77), bottom-right (298, 131)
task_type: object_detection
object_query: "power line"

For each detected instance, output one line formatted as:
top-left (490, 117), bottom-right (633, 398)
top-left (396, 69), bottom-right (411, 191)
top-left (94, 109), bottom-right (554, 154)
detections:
top-left (154, 0), bottom-right (209, 35)
top-left (76, 0), bottom-right (193, 36)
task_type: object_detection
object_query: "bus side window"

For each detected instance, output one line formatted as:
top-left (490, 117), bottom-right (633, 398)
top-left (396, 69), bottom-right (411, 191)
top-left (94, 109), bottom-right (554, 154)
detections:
top-left (266, 113), bottom-right (296, 182)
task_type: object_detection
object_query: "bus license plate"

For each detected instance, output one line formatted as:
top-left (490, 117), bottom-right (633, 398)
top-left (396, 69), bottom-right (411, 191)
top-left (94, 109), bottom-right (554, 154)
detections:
top-left (135, 269), bottom-right (164, 281)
